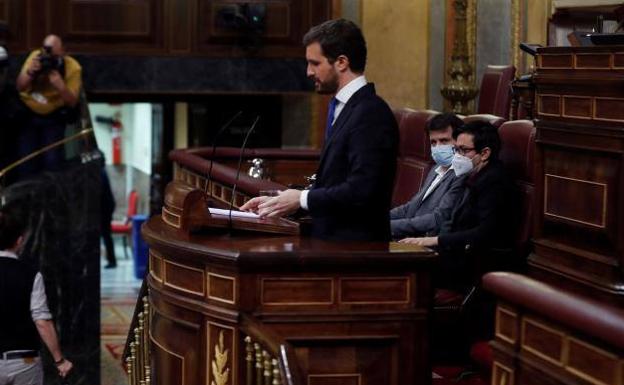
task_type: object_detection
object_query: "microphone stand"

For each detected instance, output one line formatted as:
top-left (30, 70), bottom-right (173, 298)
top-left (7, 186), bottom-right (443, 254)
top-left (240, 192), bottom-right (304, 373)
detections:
top-left (228, 116), bottom-right (261, 230)
top-left (204, 110), bottom-right (243, 202)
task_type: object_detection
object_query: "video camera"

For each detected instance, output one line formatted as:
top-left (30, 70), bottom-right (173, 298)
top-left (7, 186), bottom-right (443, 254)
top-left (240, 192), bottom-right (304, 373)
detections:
top-left (37, 45), bottom-right (64, 75)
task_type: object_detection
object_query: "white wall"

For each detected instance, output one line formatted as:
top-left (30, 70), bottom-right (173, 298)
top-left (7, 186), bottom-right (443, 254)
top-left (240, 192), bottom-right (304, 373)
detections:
top-left (88, 102), bottom-right (152, 174)
top-left (130, 103), bottom-right (152, 175)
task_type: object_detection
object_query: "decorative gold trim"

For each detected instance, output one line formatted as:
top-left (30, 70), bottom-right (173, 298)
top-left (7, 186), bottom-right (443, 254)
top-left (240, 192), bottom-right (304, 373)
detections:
top-left (208, 272), bottom-right (237, 305)
top-left (544, 174), bottom-right (608, 229)
top-left (149, 250), bottom-right (163, 283)
top-left (593, 97), bottom-right (624, 123)
top-left (211, 331), bottom-right (230, 385)
top-left (521, 317), bottom-right (566, 367)
top-left (207, 322), bottom-right (237, 385)
top-left (574, 53), bottom-right (613, 70)
top-left (307, 373), bottom-right (362, 385)
top-left (466, 0), bottom-right (477, 72)
top-left (261, 277), bottom-right (334, 306)
top-left (163, 260), bottom-right (206, 296)
top-left (562, 95), bottom-right (593, 120)
top-left (537, 94), bottom-right (562, 117)
top-left (511, 0), bottom-right (522, 71)
top-left (565, 337), bottom-right (619, 385)
top-left (162, 206), bottom-right (182, 228)
top-left (493, 361), bottom-right (514, 385)
top-left (495, 306), bottom-right (518, 345)
top-left (150, 332), bottom-right (186, 385)
top-left (338, 277), bottom-right (410, 305)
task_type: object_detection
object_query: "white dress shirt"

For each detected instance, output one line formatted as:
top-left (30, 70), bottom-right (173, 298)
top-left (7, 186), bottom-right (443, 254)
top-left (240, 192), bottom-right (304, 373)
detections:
top-left (422, 165), bottom-right (454, 201)
top-left (0, 250), bottom-right (52, 321)
top-left (300, 76), bottom-right (368, 210)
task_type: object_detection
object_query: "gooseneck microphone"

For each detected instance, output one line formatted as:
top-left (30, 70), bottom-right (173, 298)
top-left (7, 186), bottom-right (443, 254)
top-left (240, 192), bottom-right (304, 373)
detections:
top-left (229, 116), bottom-right (261, 228)
top-left (205, 110), bottom-right (243, 199)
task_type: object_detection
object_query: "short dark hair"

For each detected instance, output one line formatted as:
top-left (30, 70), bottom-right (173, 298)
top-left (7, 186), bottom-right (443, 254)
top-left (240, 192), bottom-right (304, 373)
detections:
top-left (426, 113), bottom-right (464, 135)
top-left (0, 203), bottom-right (26, 250)
top-left (454, 120), bottom-right (501, 159)
top-left (302, 19), bottom-right (367, 73)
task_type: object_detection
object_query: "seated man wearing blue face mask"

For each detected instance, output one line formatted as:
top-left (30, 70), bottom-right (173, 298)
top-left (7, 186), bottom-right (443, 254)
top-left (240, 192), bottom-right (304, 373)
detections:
top-left (400, 120), bottom-right (515, 291)
top-left (390, 113), bottom-right (466, 239)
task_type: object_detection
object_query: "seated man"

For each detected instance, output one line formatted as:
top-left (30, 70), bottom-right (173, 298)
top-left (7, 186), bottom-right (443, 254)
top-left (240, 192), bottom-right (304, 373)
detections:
top-left (400, 120), bottom-right (514, 292)
top-left (390, 113), bottom-right (466, 239)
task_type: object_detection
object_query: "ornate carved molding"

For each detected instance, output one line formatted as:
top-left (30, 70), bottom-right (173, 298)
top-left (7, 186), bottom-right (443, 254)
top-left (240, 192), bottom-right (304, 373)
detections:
top-left (211, 331), bottom-right (230, 385)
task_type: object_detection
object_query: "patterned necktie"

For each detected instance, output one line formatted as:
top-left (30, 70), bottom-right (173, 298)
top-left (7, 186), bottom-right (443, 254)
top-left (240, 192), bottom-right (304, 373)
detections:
top-left (325, 97), bottom-right (338, 141)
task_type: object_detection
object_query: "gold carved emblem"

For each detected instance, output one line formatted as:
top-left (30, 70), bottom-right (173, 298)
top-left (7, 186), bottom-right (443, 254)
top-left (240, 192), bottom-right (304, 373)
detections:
top-left (211, 331), bottom-right (230, 385)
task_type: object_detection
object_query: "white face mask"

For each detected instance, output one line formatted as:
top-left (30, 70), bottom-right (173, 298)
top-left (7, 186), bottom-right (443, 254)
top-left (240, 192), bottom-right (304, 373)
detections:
top-left (452, 153), bottom-right (474, 176)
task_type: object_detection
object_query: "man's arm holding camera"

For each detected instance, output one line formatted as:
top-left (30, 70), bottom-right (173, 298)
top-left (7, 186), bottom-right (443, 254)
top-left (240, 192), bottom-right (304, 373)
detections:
top-left (16, 51), bottom-right (40, 92)
top-left (49, 70), bottom-right (78, 107)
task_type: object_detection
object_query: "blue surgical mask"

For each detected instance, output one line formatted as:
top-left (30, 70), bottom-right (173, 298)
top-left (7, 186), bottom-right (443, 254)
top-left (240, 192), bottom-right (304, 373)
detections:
top-left (431, 144), bottom-right (454, 167)
top-left (452, 153), bottom-right (474, 176)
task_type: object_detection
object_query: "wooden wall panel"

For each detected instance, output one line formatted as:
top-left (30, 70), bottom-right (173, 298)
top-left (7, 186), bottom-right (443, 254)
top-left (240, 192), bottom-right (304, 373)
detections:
top-left (197, 0), bottom-right (329, 57)
top-left (167, 0), bottom-right (193, 52)
top-left (49, 0), bottom-right (165, 52)
top-left (1, 0), bottom-right (27, 51)
top-left (5, 0), bottom-right (331, 56)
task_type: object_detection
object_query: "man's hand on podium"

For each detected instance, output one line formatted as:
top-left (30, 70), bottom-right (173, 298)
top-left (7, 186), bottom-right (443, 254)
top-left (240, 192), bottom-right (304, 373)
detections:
top-left (241, 189), bottom-right (301, 218)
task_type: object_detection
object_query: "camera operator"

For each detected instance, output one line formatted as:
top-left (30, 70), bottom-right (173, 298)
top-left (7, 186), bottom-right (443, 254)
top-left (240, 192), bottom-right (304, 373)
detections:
top-left (15, 34), bottom-right (82, 179)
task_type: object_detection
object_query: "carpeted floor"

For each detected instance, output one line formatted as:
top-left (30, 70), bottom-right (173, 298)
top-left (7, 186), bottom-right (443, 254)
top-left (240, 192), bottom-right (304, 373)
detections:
top-left (100, 242), bottom-right (142, 385)
top-left (101, 297), bottom-right (135, 385)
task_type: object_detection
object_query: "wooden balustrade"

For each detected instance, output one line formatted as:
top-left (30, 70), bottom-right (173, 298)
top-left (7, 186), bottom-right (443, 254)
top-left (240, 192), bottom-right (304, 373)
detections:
top-left (125, 295), bottom-right (151, 385)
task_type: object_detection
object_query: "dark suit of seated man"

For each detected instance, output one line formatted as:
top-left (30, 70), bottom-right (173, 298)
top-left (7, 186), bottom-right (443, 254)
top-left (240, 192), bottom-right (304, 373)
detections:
top-left (241, 19), bottom-right (398, 241)
top-left (390, 113), bottom-right (466, 239)
top-left (400, 121), bottom-right (514, 292)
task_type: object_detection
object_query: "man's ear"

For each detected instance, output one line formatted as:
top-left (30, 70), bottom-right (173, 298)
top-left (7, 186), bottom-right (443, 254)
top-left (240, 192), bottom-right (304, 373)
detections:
top-left (480, 147), bottom-right (492, 161)
top-left (334, 55), bottom-right (350, 72)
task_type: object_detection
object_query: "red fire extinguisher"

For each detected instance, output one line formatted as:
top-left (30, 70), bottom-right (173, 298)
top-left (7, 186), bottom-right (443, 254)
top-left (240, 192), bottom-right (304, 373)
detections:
top-left (112, 120), bottom-right (122, 165)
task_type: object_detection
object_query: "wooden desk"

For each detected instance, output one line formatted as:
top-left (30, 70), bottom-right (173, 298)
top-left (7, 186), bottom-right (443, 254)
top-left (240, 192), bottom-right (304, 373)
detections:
top-left (141, 216), bottom-right (436, 385)
top-left (530, 45), bottom-right (624, 305)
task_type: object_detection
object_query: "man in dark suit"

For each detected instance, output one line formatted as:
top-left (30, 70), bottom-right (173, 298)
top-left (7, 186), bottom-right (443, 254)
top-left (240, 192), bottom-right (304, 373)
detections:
top-left (391, 113), bottom-right (466, 239)
top-left (241, 19), bottom-right (398, 241)
top-left (400, 120), bottom-right (514, 291)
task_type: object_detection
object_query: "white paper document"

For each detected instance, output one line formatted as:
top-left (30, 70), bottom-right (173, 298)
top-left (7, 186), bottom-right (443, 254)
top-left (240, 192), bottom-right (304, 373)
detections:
top-left (209, 207), bottom-right (260, 219)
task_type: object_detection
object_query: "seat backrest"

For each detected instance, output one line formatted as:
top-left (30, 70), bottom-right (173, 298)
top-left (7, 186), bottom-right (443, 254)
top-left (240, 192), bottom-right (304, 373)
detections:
top-left (497, 120), bottom-right (536, 251)
top-left (463, 114), bottom-right (506, 128)
top-left (127, 190), bottom-right (139, 219)
top-left (477, 65), bottom-right (516, 120)
top-left (391, 108), bottom-right (439, 207)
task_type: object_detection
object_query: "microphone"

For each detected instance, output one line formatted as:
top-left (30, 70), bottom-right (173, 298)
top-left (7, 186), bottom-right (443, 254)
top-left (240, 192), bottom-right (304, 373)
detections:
top-left (205, 110), bottom-right (243, 200)
top-left (229, 116), bottom-right (261, 229)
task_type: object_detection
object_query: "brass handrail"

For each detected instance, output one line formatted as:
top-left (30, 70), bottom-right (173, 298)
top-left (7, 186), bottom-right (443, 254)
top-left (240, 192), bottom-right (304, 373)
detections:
top-left (0, 128), bottom-right (94, 179)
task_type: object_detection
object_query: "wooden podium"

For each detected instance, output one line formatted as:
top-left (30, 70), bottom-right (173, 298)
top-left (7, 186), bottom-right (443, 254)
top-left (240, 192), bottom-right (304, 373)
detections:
top-left (142, 181), bottom-right (436, 385)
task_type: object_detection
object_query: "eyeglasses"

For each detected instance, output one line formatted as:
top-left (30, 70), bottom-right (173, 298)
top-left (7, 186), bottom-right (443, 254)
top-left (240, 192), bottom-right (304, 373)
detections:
top-left (453, 146), bottom-right (476, 155)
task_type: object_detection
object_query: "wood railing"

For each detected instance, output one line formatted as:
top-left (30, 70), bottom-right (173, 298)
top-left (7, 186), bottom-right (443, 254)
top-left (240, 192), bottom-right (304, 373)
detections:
top-left (124, 288), bottom-right (151, 385)
top-left (240, 315), bottom-right (303, 385)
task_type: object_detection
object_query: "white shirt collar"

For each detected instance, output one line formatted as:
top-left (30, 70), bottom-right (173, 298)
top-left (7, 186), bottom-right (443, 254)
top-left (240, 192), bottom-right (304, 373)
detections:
top-left (0, 250), bottom-right (18, 259)
top-left (335, 75), bottom-right (367, 105)
top-left (434, 165), bottom-right (453, 176)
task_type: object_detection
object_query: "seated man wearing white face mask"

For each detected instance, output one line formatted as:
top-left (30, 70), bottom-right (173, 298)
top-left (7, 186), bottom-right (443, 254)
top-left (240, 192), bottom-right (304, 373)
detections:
top-left (390, 113), bottom-right (466, 238)
top-left (400, 120), bottom-right (514, 291)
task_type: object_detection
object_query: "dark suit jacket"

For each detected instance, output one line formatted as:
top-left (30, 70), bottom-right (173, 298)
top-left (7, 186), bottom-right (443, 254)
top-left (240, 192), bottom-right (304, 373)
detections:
top-left (436, 159), bottom-right (516, 292)
top-left (307, 83), bottom-right (398, 241)
top-left (438, 159), bottom-right (513, 251)
top-left (390, 167), bottom-right (466, 238)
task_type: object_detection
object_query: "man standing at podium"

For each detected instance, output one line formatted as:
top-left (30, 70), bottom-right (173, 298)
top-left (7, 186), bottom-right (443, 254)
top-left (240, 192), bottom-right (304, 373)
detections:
top-left (241, 19), bottom-right (398, 241)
